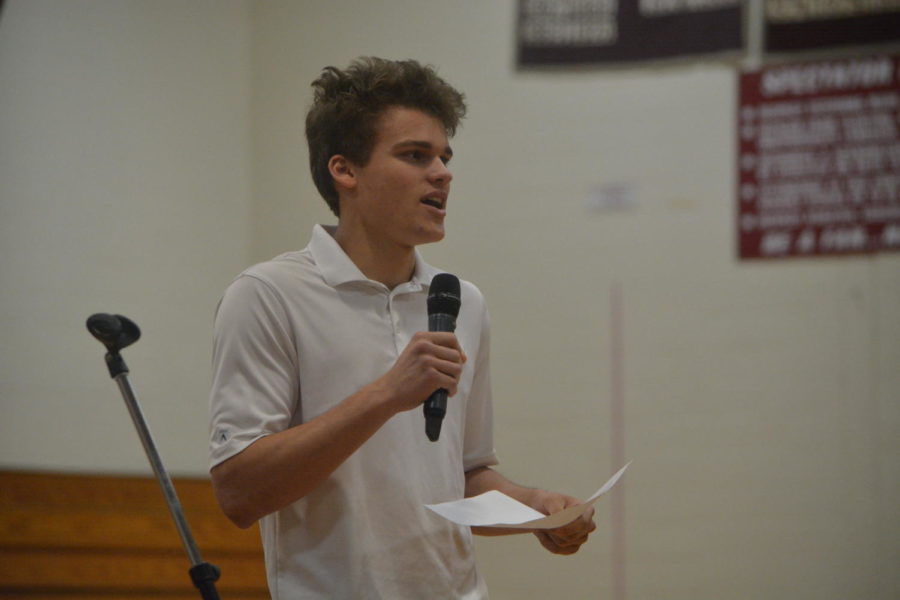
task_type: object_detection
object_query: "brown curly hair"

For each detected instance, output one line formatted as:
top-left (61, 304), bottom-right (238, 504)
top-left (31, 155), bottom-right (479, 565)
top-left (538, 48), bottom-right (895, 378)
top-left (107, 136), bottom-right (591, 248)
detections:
top-left (305, 57), bottom-right (467, 216)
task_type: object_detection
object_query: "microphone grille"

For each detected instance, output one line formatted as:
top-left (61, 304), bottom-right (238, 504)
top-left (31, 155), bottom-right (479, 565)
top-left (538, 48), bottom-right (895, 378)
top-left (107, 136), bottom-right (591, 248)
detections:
top-left (427, 273), bottom-right (461, 316)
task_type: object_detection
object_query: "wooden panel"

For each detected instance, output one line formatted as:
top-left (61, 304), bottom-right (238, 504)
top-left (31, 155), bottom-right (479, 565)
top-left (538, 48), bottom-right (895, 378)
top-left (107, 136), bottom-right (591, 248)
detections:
top-left (0, 595), bottom-right (266, 600)
top-left (0, 507), bottom-right (260, 553)
top-left (0, 549), bottom-right (266, 591)
top-left (0, 471), bottom-right (268, 599)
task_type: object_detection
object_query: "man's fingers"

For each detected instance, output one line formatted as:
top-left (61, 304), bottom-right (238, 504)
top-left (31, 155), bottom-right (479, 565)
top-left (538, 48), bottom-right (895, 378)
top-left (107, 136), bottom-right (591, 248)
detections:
top-left (549, 518), bottom-right (595, 545)
top-left (413, 332), bottom-right (466, 361)
top-left (552, 508), bottom-right (596, 540)
top-left (410, 333), bottom-right (465, 366)
top-left (535, 504), bottom-right (596, 554)
top-left (427, 364), bottom-right (462, 396)
top-left (528, 491), bottom-right (597, 555)
top-left (534, 531), bottom-right (584, 555)
top-left (410, 335), bottom-right (467, 394)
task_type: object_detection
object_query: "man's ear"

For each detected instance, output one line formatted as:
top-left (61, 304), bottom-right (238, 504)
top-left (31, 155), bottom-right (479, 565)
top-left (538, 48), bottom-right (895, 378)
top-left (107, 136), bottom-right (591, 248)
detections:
top-left (328, 155), bottom-right (357, 193)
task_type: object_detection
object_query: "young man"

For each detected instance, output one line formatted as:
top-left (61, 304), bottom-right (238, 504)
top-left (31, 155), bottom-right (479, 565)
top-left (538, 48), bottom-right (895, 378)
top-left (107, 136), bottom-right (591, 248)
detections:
top-left (208, 57), bottom-right (595, 599)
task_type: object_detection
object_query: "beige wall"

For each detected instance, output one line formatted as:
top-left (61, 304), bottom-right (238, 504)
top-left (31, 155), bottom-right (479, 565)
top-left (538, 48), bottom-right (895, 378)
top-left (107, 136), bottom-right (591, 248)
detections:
top-left (1, 1), bottom-right (898, 598)
top-left (0, 0), bottom-right (252, 475)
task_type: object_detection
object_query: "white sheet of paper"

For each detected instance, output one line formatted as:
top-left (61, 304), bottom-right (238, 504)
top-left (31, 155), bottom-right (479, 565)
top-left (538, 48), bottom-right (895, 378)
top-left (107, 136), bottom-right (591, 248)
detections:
top-left (426, 462), bottom-right (630, 529)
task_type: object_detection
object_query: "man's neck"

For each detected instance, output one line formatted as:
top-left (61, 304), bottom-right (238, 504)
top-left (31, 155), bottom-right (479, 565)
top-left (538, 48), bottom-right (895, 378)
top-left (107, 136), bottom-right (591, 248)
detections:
top-left (332, 224), bottom-right (417, 290)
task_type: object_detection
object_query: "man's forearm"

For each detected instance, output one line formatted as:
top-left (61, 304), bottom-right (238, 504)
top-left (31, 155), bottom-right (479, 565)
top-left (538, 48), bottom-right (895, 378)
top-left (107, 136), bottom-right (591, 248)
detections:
top-left (211, 385), bottom-right (395, 528)
top-left (464, 466), bottom-right (542, 536)
top-left (211, 331), bottom-right (467, 528)
top-left (464, 466), bottom-right (537, 502)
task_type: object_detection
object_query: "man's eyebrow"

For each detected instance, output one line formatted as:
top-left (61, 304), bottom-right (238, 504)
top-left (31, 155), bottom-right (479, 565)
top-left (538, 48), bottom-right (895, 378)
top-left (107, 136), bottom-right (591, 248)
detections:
top-left (394, 140), bottom-right (454, 158)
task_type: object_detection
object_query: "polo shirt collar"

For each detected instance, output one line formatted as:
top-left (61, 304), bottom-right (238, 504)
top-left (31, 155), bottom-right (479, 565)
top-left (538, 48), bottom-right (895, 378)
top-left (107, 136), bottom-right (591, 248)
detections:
top-left (309, 224), bottom-right (443, 291)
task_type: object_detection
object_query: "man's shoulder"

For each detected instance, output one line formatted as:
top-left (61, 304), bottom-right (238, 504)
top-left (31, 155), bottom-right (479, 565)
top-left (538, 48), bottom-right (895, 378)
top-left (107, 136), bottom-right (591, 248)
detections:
top-left (454, 277), bottom-right (487, 318)
top-left (238, 248), bottom-right (318, 286)
top-left (458, 277), bottom-right (483, 300)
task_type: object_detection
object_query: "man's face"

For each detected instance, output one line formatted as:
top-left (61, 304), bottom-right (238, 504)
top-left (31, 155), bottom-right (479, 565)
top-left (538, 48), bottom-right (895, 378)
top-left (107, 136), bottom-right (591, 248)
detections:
top-left (345, 106), bottom-right (454, 249)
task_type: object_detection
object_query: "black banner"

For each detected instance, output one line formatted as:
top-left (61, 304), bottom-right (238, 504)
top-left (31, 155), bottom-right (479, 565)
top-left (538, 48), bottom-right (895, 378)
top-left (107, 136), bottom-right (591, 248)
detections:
top-left (517, 0), bottom-right (743, 65)
top-left (766, 0), bottom-right (900, 52)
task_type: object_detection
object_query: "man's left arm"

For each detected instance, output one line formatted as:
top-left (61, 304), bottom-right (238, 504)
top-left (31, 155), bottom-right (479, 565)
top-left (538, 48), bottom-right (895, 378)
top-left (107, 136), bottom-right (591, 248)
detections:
top-left (464, 466), bottom-right (597, 555)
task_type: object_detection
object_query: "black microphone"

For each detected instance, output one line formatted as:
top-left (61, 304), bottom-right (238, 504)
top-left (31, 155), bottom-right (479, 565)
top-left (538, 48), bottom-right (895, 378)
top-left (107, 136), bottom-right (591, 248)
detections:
top-left (424, 273), bottom-right (461, 442)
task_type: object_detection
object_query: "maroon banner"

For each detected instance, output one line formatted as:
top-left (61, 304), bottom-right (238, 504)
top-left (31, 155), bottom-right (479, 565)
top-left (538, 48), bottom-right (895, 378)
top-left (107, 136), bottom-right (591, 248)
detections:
top-left (738, 55), bottom-right (900, 259)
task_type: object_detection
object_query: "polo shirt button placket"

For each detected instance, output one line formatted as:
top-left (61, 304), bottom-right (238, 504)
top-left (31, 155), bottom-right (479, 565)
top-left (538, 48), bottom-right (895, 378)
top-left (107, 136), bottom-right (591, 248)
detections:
top-left (386, 296), bottom-right (402, 353)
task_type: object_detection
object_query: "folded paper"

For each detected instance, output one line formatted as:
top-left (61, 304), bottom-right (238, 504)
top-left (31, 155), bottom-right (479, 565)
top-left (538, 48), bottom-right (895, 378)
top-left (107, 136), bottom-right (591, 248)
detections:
top-left (426, 462), bottom-right (630, 529)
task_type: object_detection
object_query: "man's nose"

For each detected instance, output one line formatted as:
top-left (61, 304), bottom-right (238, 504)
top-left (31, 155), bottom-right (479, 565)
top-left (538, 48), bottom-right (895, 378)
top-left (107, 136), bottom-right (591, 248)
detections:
top-left (429, 159), bottom-right (452, 184)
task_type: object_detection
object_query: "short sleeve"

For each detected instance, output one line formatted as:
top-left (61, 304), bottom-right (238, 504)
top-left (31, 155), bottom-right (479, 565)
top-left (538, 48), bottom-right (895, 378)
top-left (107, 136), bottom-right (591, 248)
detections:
top-left (208, 274), bottom-right (299, 469)
top-left (462, 300), bottom-right (499, 472)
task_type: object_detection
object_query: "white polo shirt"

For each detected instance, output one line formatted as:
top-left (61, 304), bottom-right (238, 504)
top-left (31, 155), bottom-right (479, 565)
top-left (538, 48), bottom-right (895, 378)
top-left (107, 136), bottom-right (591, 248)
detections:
top-left (209, 224), bottom-right (497, 599)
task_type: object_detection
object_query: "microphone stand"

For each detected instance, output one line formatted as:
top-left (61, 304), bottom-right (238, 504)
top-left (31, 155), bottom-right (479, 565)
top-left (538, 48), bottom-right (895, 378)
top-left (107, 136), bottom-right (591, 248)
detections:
top-left (86, 314), bottom-right (221, 600)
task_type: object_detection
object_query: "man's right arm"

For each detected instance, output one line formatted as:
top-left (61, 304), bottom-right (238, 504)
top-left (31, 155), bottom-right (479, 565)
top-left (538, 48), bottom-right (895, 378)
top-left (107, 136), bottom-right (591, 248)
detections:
top-left (211, 330), bottom-right (466, 529)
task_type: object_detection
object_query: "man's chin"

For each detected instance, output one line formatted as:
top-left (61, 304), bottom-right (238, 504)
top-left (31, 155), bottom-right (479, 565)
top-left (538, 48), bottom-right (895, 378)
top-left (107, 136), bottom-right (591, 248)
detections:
top-left (413, 225), bottom-right (445, 245)
top-left (424, 230), bottom-right (446, 245)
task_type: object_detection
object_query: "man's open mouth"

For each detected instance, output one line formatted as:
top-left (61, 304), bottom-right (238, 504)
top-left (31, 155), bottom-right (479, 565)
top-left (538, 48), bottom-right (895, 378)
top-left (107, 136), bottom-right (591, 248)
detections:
top-left (421, 197), bottom-right (445, 210)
